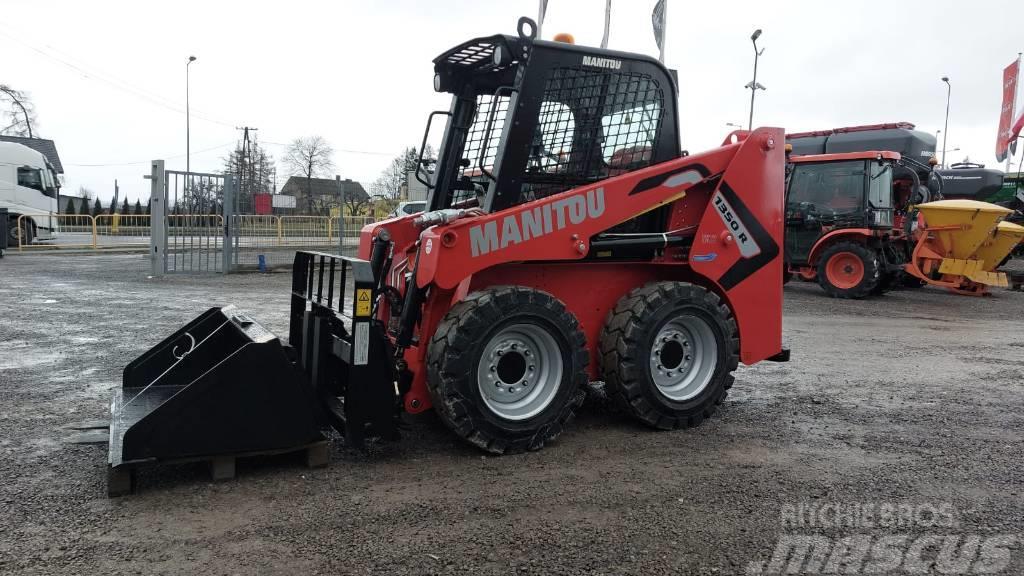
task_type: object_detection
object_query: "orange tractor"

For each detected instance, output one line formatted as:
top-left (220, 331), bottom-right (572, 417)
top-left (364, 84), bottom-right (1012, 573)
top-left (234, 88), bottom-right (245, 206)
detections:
top-left (783, 124), bottom-right (1022, 297)
top-left (103, 18), bottom-right (789, 494)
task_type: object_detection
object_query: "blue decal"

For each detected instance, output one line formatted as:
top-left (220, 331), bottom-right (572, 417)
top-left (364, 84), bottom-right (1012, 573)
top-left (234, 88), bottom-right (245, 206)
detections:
top-left (692, 253), bottom-right (718, 262)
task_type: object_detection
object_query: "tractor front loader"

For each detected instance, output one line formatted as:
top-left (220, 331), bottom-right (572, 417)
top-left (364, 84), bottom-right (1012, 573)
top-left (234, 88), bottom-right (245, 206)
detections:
top-left (105, 17), bottom-right (789, 494)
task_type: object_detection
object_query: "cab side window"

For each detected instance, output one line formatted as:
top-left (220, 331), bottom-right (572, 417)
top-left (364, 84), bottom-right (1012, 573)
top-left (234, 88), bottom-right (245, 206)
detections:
top-left (17, 166), bottom-right (45, 193)
top-left (601, 101), bottom-right (660, 168)
top-left (787, 161), bottom-right (865, 216)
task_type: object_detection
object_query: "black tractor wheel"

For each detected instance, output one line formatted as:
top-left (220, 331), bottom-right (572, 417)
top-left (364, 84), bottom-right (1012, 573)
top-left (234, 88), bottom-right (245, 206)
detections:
top-left (426, 286), bottom-right (588, 454)
top-left (599, 282), bottom-right (738, 430)
top-left (816, 241), bottom-right (881, 299)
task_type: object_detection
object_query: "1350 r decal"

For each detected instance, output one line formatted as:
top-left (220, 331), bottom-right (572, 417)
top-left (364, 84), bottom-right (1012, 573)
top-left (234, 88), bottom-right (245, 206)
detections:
top-left (712, 182), bottom-right (779, 290)
top-left (712, 191), bottom-right (761, 258)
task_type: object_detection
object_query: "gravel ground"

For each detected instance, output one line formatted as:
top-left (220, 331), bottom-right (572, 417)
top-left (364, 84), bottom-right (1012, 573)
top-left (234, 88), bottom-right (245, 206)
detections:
top-left (1, 253), bottom-right (1023, 575)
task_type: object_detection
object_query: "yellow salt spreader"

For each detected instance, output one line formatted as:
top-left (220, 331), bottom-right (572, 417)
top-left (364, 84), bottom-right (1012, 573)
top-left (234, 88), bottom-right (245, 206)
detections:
top-left (905, 199), bottom-right (1024, 295)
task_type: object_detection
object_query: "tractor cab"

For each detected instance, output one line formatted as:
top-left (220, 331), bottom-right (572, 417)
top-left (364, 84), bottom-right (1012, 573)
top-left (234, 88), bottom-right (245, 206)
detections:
top-left (418, 18), bottom-right (680, 231)
top-left (784, 150), bottom-right (940, 266)
top-left (785, 151), bottom-right (900, 265)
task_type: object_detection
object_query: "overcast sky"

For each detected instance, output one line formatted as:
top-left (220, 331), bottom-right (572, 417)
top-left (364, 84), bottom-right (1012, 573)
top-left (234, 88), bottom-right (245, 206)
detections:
top-left (2, 0), bottom-right (1022, 203)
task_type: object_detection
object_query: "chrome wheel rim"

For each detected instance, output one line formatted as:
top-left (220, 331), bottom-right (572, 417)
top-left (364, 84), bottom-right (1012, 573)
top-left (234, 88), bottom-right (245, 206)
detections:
top-left (477, 323), bottom-right (563, 421)
top-left (649, 314), bottom-right (717, 402)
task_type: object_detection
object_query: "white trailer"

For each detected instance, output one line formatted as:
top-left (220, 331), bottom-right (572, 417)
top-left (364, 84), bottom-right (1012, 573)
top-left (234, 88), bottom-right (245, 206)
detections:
top-left (0, 141), bottom-right (60, 245)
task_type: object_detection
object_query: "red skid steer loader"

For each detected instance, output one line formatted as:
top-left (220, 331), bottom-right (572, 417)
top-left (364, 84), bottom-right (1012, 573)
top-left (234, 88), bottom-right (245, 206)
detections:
top-left (104, 18), bottom-right (789, 494)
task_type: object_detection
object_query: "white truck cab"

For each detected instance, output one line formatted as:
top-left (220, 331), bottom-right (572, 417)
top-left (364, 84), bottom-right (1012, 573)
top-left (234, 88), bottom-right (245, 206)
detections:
top-left (0, 141), bottom-right (60, 245)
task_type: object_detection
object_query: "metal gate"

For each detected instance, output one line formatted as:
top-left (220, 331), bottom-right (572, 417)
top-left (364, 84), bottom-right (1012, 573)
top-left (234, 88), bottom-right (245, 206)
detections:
top-left (149, 159), bottom-right (234, 274)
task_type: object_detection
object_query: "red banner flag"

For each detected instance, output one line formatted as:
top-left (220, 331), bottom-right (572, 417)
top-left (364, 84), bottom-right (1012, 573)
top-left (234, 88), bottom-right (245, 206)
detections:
top-left (996, 59), bottom-right (1019, 162)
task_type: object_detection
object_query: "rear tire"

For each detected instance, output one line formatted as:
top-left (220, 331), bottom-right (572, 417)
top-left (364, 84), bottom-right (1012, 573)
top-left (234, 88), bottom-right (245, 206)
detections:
top-left (817, 241), bottom-right (881, 299)
top-left (426, 286), bottom-right (588, 454)
top-left (600, 282), bottom-right (738, 430)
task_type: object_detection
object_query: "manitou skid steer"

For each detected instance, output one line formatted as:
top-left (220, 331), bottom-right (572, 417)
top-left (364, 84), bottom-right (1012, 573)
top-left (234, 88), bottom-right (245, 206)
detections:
top-left (105, 17), bottom-right (788, 494)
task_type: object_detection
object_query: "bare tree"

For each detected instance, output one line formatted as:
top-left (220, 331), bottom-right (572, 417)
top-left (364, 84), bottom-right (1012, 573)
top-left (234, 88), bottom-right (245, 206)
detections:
top-left (283, 136), bottom-right (335, 214)
top-left (370, 145), bottom-right (435, 201)
top-left (0, 85), bottom-right (37, 137)
top-left (181, 179), bottom-right (222, 214)
top-left (343, 192), bottom-right (370, 216)
top-left (223, 138), bottom-right (275, 211)
top-left (370, 155), bottom-right (406, 201)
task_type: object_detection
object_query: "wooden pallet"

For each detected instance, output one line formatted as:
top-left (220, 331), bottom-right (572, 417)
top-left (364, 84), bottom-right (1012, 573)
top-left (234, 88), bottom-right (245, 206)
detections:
top-left (107, 439), bottom-right (331, 497)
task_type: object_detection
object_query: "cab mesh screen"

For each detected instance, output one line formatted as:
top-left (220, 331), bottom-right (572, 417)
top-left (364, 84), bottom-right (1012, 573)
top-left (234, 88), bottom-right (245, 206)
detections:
top-left (519, 67), bottom-right (664, 203)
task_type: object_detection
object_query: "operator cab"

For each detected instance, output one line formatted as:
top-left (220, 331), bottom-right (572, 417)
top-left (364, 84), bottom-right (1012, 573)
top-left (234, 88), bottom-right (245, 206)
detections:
top-left (417, 17), bottom-right (680, 233)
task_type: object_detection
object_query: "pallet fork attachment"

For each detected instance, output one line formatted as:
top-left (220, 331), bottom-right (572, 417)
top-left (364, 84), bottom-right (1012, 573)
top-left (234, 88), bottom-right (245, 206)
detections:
top-left (106, 251), bottom-right (399, 495)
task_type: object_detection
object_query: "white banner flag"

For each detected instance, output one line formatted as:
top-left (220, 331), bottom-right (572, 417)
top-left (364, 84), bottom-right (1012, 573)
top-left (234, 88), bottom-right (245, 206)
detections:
top-left (538, 0), bottom-right (549, 37)
top-left (652, 0), bottom-right (667, 62)
top-left (601, 0), bottom-right (612, 49)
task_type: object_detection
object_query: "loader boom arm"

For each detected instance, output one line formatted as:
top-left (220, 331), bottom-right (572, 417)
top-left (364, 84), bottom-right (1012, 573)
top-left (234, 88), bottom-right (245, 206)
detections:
top-left (416, 129), bottom-right (783, 290)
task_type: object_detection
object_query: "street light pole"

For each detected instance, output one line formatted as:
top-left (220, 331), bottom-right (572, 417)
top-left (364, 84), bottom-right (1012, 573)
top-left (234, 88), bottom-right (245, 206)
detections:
top-left (941, 76), bottom-right (951, 168)
top-left (186, 56), bottom-right (197, 175)
top-left (747, 29), bottom-right (765, 131)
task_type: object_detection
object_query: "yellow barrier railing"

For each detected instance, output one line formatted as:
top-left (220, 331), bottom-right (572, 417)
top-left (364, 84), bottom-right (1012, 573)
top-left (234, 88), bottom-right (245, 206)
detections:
top-left (16, 214), bottom-right (97, 250)
top-left (95, 214), bottom-right (151, 246)
top-left (13, 213), bottom-right (380, 252)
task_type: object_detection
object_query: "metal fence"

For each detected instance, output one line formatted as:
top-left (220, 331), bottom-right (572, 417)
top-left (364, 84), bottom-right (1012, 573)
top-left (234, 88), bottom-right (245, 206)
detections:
top-left (11, 160), bottom-right (377, 273)
top-left (14, 214), bottom-right (152, 251)
top-left (230, 214), bottom-right (371, 269)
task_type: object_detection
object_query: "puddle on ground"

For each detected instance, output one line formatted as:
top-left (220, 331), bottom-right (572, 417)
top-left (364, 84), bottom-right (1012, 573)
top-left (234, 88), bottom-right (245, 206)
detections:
top-left (0, 341), bottom-right (64, 370)
top-left (52, 367), bottom-right (99, 383)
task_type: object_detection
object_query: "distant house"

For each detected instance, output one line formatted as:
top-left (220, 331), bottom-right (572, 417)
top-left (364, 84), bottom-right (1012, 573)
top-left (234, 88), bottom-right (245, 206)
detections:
top-left (58, 194), bottom-right (93, 214)
top-left (0, 135), bottom-right (64, 174)
top-left (280, 177), bottom-right (368, 214)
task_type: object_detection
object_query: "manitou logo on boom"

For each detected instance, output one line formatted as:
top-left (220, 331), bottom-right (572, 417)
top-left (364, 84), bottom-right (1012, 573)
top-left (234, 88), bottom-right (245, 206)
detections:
top-left (469, 188), bottom-right (606, 257)
top-left (581, 56), bottom-right (622, 70)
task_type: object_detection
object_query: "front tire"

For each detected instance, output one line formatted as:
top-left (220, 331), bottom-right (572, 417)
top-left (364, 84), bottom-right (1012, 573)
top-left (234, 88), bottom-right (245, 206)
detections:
top-left (600, 282), bottom-right (739, 430)
top-left (426, 286), bottom-right (588, 454)
top-left (817, 241), bottom-right (881, 299)
top-left (8, 216), bottom-right (25, 245)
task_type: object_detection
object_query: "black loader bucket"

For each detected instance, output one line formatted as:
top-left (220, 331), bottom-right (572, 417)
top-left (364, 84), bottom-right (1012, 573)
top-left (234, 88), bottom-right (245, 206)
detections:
top-left (106, 251), bottom-right (399, 495)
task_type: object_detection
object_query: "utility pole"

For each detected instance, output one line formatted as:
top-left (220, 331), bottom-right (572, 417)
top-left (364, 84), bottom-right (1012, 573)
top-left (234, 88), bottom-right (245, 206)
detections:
top-left (336, 175), bottom-right (345, 254)
top-left (111, 180), bottom-right (119, 214)
top-left (235, 126), bottom-right (258, 212)
top-left (186, 56), bottom-right (196, 175)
